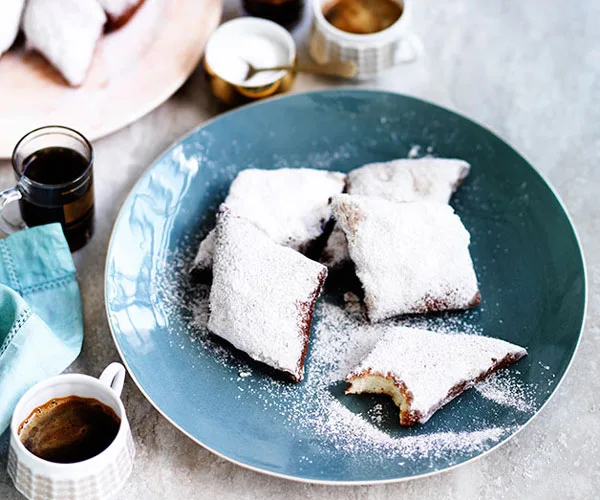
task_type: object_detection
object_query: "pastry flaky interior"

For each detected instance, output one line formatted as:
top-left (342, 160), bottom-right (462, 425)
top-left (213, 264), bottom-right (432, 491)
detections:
top-left (208, 207), bottom-right (328, 383)
top-left (193, 168), bottom-right (346, 276)
top-left (321, 158), bottom-right (471, 269)
top-left (345, 327), bottom-right (527, 426)
top-left (331, 194), bottom-right (480, 322)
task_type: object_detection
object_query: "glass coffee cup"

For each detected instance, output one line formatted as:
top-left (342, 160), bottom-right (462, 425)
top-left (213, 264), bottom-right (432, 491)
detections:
top-left (0, 126), bottom-right (95, 251)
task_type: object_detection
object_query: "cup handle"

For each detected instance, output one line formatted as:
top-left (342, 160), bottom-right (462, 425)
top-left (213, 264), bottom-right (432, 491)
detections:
top-left (393, 33), bottom-right (424, 64)
top-left (0, 187), bottom-right (24, 235)
top-left (99, 362), bottom-right (126, 397)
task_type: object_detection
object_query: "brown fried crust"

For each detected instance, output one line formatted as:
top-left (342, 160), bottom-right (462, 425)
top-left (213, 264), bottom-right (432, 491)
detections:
top-left (294, 267), bottom-right (328, 383)
top-left (364, 289), bottom-right (481, 321)
top-left (345, 349), bottom-right (526, 426)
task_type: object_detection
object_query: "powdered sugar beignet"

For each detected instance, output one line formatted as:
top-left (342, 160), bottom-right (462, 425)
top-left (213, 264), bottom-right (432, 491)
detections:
top-left (322, 158), bottom-right (470, 268)
top-left (208, 209), bottom-right (328, 383)
top-left (345, 326), bottom-right (527, 425)
top-left (0, 0), bottom-right (25, 57)
top-left (331, 194), bottom-right (480, 322)
top-left (193, 168), bottom-right (345, 274)
top-left (22, 0), bottom-right (106, 86)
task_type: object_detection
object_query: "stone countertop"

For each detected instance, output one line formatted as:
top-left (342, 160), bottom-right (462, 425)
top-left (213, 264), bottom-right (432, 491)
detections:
top-left (1, 0), bottom-right (598, 498)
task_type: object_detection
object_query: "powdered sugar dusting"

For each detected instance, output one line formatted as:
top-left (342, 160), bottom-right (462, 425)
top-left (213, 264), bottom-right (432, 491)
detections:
top-left (208, 210), bottom-right (327, 381)
top-left (323, 400), bottom-right (510, 458)
top-left (331, 195), bottom-right (480, 321)
top-left (153, 239), bottom-right (538, 463)
top-left (475, 371), bottom-right (537, 413)
top-left (345, 326), bottom-right (527, 423)
top-left (192, 168), bottom-right (345, 272)
top-left (321, 157), bottom-right (471, 269)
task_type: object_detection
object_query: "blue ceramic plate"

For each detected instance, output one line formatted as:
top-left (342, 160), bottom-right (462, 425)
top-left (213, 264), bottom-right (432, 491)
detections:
top-left (105, 90), bottom-right (586, 484)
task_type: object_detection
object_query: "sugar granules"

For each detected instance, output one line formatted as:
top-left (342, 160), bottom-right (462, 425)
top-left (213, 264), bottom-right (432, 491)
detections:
top-left (154, 242), bottom-right (537, 463)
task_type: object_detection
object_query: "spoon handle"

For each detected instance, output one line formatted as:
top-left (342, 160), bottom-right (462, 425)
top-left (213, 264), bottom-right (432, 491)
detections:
top-left (250, 61), bottom-right (357, 80)
top-left (296, 61), bottom-right (357, 79)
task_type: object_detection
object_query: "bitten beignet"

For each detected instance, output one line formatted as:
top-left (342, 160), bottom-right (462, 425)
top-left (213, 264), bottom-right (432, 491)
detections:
top-left (345, 327), bottom-right (527, 425)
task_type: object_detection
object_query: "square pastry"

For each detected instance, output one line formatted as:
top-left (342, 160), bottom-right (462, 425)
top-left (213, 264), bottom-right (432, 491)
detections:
top-left (322, 158), bottom-right (470, 268)
top-left (208, 208), bottom-right (328, 382)
top-left (345, 326), bottom-right (527, 425)
top-left (331, 194), bottom-right (480, 321)
top-left (193, 168), bottom-right (345, 275)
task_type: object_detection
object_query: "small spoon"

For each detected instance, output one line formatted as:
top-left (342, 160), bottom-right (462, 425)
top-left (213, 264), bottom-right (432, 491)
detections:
top-left (242, 59), bottom-right (357, 81)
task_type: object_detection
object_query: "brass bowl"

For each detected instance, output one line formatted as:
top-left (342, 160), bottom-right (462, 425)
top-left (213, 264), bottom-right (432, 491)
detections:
top-left (204, 57), bottom-right (297, 107)
top-left (203, 18), bottom-right (298, 107)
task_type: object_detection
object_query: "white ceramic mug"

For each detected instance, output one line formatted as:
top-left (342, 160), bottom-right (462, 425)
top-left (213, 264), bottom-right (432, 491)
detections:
top-left (7, 363), bottom-right (135, 500)
top-left (308, 0), bottom-right (423, 80)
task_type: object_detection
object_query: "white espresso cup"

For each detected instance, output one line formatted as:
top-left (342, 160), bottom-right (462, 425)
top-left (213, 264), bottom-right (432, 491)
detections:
top-left (309, 0), bottom-right (423, 80)
top-left (7, 363), bottom-right (135, 500)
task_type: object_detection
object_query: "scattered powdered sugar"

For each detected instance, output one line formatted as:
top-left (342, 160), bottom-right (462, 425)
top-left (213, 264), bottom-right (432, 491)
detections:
top-left (475, 371), bottom-right (537, 413)
top-left (322, 400), bottom-right (511, 459)
top-left (154, 238), bottom-right (538, 463)
top-left (407, 145), bottom-right (422, 158)
top-left (150, 176), bottom-right (541, 465)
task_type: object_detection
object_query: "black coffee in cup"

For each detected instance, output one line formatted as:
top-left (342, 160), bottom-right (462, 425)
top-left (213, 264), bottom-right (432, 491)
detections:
top-left (18, 396), bottom-right (120, 464)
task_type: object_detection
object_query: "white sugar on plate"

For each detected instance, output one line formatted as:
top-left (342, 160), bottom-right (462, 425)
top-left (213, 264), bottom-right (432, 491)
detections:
top-left (475, 371), bottom-right (537, 413)
top-left (321, 398), bottom-right (510, 459)
top-left (156, 236), bottom-right (538, 462)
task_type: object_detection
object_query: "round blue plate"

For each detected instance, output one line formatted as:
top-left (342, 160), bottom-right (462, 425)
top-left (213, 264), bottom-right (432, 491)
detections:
top-left (105, 90), bottom-right (586, 484)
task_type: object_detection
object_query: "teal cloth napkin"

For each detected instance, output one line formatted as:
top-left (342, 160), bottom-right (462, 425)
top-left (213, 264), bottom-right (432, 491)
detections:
top-left (0, 224), bottom-right (83, 433)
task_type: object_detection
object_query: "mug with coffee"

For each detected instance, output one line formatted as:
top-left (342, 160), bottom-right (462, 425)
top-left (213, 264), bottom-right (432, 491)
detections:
top-left (309, 0), bottom-right (422, 79)
top-left (0, 126), bottom-right (95, 251)
top-left (7, 363), bottom-right (135, 500)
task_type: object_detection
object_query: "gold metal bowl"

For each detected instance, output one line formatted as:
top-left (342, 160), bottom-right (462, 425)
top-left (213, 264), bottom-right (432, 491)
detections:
top-left (204, 57), bottom-right (297, 106)
top-left (203, 18), bottom-right (298, 106)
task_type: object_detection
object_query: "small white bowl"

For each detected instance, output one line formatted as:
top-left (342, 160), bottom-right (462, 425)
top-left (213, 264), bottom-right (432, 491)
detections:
top-left (308, 0), bottom-right (422, 80)
top-left (204, 17), bottom-right (298, 105)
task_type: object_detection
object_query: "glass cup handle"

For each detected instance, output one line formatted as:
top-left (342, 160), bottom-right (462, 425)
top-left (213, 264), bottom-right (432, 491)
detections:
top-left (0, 187), bottom-right (23, 235)
top-left (99, 362), bottom-right (126, 398)
top-left (393, 33), bottom-right (424, 64)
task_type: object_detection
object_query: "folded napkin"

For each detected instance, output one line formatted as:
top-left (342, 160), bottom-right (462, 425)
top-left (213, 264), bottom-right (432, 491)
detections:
top-left (0, 224), bottom-right (83, 433)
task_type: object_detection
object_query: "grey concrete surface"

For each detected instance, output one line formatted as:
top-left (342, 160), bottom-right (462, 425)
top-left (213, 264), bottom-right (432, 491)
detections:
top-left (1, 0), bottom-right (598, 498)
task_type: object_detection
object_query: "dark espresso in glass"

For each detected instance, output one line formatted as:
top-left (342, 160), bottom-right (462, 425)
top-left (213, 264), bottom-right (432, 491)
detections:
top-left (10, 126), bottom-right (95, 251)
